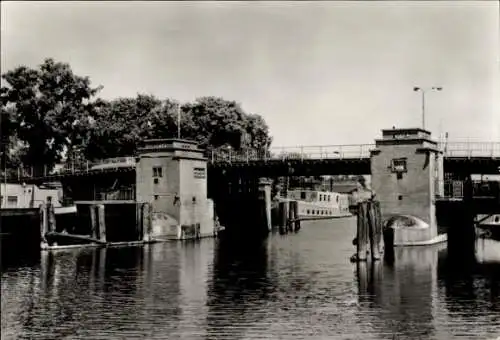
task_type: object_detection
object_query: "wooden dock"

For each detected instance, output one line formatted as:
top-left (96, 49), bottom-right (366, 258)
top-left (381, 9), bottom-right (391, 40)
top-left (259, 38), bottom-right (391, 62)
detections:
top-left (1, 200), bottom-right (154, 251)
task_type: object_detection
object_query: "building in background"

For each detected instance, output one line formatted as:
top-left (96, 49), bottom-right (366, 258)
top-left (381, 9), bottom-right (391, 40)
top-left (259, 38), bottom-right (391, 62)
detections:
top-left (0, 183), bottom-right (62, 209)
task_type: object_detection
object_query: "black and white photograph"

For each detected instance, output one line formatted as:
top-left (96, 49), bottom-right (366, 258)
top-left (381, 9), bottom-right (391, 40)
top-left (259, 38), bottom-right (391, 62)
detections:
top-left (1, 1), bottom-right (499, 339)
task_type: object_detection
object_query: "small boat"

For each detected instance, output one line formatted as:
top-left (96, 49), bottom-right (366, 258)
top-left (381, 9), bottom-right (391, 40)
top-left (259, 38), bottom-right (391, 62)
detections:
top-left (476, 214), bottom-right (500, 240)
top-left (282, 189), bottom-right (352, 219)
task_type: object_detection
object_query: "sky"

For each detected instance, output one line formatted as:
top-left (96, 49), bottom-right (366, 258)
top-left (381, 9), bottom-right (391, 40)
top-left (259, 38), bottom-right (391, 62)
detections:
top-left (1, 1), bottom-right (499, 147)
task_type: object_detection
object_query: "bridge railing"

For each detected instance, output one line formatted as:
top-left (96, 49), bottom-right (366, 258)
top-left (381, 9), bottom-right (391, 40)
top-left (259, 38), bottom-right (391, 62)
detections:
top-left (5, 141), bottom-right (499, 179)
top-left (210, 144), bottom-right (376, 164)
top-left (441, 142), bottom-right (500, 158)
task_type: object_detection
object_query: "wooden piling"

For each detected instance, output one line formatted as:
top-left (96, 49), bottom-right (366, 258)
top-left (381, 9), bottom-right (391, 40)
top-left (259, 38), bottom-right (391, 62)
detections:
top-left (97, 204), bottom-right (106, 243)
top-left (291, 200), bottom-right (301, 232)
top-left (279, 201), bottom-right (288, 234)
top-left (142, 202), bottom-right (152, 242)
top-left (136, 203), bottom-right (143, 241)
top-left (47, 202), bottom-right (56, 233)
top-left (39, 203), bottom-right (48, 248)
top-left (258, 179), bottom-right (272, 232)
top-left (265, 198), bottom-right (272, 231)
top-left (367, 201), bottom-right (380, 260)
top-left (288, 200), bottom-right (295, 231)
top-left (373, 201), bottom-right (383, 252)
top-left (89, 205), bottom-right (98, 240)
top-left (356, 202), bottom-right (368, 261)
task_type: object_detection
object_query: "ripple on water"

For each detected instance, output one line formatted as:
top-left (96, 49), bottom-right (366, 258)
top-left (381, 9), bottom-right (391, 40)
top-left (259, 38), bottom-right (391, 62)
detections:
top-left (2, 219), bottom-right (500, 339)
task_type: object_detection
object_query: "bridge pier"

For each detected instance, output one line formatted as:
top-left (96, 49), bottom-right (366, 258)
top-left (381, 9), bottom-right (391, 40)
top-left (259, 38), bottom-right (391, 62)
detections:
top-left (208, 174), bottom-right (272, 238)
top-left (371, 128), bottom-right (446, 246)
top-left (135, 139), bottom-right (216, 240)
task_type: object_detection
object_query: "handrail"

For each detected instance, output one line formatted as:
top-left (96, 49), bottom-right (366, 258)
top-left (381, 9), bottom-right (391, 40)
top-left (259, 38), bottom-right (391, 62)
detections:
top-left (4, 141), bottom-right (499, 179)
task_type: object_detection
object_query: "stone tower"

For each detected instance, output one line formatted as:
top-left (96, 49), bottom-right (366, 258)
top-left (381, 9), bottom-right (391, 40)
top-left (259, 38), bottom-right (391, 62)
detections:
top-left (135, 139), bottom-right (215, 240)
top-left (370, 128), bottom-right (445, 245)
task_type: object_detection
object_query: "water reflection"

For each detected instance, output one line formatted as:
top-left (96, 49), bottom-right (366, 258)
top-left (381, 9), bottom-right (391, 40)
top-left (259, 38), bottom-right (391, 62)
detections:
top-left (354, 238), bottom-right (500, 340)
top-left (356, 244), bottom-right (443, 339)
top-left (2, 221), bottom-right (500, 340)
top-left (438, 238), bottom-right (500, 338)
top-left (206, 237), bottom-right (273, 339)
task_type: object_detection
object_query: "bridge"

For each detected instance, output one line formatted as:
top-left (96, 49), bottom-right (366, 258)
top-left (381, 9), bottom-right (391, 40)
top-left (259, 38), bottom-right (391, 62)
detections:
top-left (10, 141), bottom-right (500, 182)
top-left (3, 131), bottom-right (499, 245)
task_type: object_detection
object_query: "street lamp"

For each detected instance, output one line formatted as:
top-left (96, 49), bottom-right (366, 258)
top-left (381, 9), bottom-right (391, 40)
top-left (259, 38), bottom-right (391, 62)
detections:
top-left (177, 104), bottom-right (181, 139)
top-left (413, 86), bottom-right (442, 130)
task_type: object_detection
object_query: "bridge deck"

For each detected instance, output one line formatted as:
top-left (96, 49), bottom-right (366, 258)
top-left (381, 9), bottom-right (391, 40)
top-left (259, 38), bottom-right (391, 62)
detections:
top-left (5, 141), bottom-right (499, 182)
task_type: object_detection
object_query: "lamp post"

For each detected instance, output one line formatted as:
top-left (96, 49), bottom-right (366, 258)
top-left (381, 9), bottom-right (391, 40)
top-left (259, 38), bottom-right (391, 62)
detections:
top-left (177, 104), bottom-right (181, 139)
top-left (413, 86), bottom-right (442, 130)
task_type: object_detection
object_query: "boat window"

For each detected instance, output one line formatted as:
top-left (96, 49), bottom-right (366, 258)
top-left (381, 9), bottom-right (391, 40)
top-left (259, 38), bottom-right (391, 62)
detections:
top-left (301, 191), bottom-right (306, 200)
top-left (328, 195), bottom-right (331, 202)
top-left (307, 209), bottom-right (310, 214)
top-left (319, 194), bottom-right (322, 201)
top-left (336, 196), bottom-right (339, 203)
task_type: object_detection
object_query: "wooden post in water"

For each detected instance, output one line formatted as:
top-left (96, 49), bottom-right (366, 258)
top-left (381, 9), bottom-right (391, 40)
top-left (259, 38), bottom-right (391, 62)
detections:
top-left (97, 204), bottom-right (106, 243)
top-left (89, 205), bottom-right (98, 240)
top-left (142, 202), bottom-right (152, 242)
top-left (288, 200), bottom-right (295, 231)
top-left (367, 201), bottom-right (381, 260)
top-left (374, 201), bottom-right (383, 250)
top-left (136, 203), bottom-right (143, 241)
top-left (291, 200), bottom-right (301, 232)
top-left (39, 203), bottom-right (48, 249)
top-left (356, 202), bottom-right (368, 261)
top-left (47, 200), bottom-right (56, 233)
top-left (258, 178), bottom-right (272, 232)
top-left (279, 201), bottom-right (288, 234)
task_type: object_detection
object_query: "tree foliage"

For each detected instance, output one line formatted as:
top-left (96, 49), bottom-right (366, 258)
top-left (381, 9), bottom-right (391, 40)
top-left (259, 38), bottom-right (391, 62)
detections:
top-left (1, 59), bottom-right (273, 168)
top-left (1, 58), bottom-right (102, 172)
top-left (85, 95), bottom-right (272, 160)
top-left (84, 95), bottom-right (179, 159)
top-left (181, 97), bottom-right (272, 152)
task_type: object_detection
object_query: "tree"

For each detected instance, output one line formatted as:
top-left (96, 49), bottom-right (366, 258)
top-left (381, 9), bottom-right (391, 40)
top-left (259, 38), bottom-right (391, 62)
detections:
top-left (181, 97), bottom-right (272, 152)
top-left (86, 95), bottom-right (273, 160)
top-left (2, 59), bottom-right (273, 167)
top-left (84, 95), bottom-right (181, 159)
top-left (1, 58), bottom-right (102, 174)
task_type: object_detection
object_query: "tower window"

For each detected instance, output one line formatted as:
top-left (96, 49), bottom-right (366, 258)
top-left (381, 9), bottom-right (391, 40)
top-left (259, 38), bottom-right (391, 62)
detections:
top-left (391, 158), bottom-right (407, 173)
top-left (153, 166), bottom-right (163, 178)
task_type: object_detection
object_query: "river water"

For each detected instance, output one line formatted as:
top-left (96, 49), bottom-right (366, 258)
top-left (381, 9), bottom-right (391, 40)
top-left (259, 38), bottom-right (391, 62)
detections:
top-left (2, 218), bottom-right (500, 340)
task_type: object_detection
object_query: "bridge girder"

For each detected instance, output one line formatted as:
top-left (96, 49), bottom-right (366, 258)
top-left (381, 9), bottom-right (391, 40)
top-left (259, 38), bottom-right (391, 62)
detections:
top-left (208, 159), bottom-right (371, 178)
